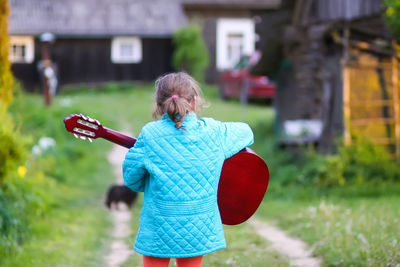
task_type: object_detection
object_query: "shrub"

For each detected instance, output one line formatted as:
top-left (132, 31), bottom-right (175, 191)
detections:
top-left (310, 137), bottom-right (400, 187)
top-left (339, 136), bottom-right (400, 184)
top-left (172, 25), bottom-right (209, 82)
top-left (384, 0), bottom-right (400, 38)
top-left (0, 107), bottom-right (25, 184)
top-left (0, 89), bottom-right (59, 256)
top-left (315, 155), bottom-right (345, 187)
top-left (252, 118), bottom-right (400, 193)
top-left (0, 106), bottom-right (31, 256)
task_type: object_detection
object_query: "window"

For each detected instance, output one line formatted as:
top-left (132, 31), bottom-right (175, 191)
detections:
top-left (227, 33), bottom-right (244, 67)
top-left (9, 36), bottom-right (34, 63)
top-left (111, 37), bottom-right (142, 64)
top-left (216, 19), bottom-right (255, 70)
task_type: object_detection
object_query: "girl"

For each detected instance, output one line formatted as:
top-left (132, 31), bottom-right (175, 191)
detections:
top-left (123, 72), bottom-right (254, 267)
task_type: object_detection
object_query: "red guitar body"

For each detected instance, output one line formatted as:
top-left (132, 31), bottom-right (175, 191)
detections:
top-left (64, 114), bottom-right (269, 225)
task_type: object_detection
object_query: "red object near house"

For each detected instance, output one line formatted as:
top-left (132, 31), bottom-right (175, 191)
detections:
top-left (220, 68), bottom-right (276, 100)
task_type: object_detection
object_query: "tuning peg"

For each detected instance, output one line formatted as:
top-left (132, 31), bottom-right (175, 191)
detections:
top-left (88, 117), bottom-right (95, 123)
top-left (74, 134), bottom-right (79, 138)
top-left (88, 138), bottom-right (93, 143)
top-left (80, 136), bottom-right (87, 140)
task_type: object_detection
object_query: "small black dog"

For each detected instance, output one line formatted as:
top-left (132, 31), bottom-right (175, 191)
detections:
top-left (105, 184), bottom-right (138, 209)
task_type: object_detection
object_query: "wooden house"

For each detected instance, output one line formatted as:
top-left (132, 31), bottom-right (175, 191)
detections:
top-left (8, 0), bottom-right (186, 89)
top-left (8, 0), bottom-right (282, 89)
top-left (275, 0), bottom-right (395, 153)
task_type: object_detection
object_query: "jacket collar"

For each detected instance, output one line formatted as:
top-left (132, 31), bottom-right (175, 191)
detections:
top-left (162, 112), bottom-right (198, 128)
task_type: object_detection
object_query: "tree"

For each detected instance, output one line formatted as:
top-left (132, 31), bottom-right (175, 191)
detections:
top-left (172, 25), bottom-right (209, 82)
top-left (384, 0), bottom-right (400, 38)
top-left (0, 0), bottom-right (21, 185)
top-left (0, 0), bottom-right (13, 107)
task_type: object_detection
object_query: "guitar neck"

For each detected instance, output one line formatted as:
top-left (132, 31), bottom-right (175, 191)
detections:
top-left (103, 127), bottom-right (136, 149)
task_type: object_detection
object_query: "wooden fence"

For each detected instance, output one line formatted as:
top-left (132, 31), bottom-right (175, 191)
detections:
top-left (343, 49), bottom-right (400, 159)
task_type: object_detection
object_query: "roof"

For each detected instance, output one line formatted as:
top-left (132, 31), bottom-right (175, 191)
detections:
top-left (8, 0), bottom-right (187, 37)
top-left (8, 0), bottom-right (282, 37)
top-left (182, 0), bottom-right (281, 10)
top-left (309, 0), bottom-right (383, 23)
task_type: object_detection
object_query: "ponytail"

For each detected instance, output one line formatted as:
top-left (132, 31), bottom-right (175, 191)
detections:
top-left (153, 72), bottom-right (206, 129)
top-left (164, 95), bottom-right (192, 129)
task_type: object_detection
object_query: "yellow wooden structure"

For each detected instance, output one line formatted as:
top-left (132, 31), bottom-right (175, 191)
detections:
top-left (343, 43), bottom-right (400, 159)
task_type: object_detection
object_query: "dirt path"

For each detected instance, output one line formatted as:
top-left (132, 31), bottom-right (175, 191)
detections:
top-left (250, 218), bottom-right (321, 267)
top-left (105, 139), bottom-right (134, 267)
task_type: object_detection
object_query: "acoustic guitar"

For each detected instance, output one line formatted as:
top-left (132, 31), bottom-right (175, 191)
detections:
top-left (63, 113), bottom-right (269, 225)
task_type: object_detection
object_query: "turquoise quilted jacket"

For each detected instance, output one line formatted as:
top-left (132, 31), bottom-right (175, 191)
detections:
top-left (123, 112), bottom-right (254, 258)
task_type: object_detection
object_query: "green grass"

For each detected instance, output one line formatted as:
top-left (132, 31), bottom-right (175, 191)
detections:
top-left (3, 83), bottom-right (288, 266)
top-left (257, 191), bottom-right (400, 266)
top-left (6, 82), bottom-right (400, 267)
top-left (1, 132), bottom-right (115, 266)
top-left (3, 92), bottom-right (117, 266)
top-left (2, 148), bottom-right (115, 266)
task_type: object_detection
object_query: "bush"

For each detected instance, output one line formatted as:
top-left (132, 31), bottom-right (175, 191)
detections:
top-left (0, 106), bottom-right (31, 255)
top-left (252, 120), bottom-right (400, 194)
top-left (0, 107), bottom-right (25, 184)
top-left (301, 137), bottom-right (400, 188)
top-left (339, 136), bottom-right (400, 184)
top-left (0, 89), bottom-right (70, 256)
top-left (0, 100), bottom-right (57, 256)
top-left (172, 25), bottom-right (209, 82)
top-left (384, 0), bottom-right (400, 38)
top-left (0, 164), bottom-right (56, 256)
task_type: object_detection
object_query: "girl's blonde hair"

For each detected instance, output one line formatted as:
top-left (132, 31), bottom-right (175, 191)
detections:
top-left (153, 72), bottom-right (206, 129)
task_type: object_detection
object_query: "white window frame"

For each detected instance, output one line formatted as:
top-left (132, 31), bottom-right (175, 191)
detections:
top-left (216, 18), bottom-right (255, 71)
top-left (111, 37), bottom-right (142, 64)
top-left (9, 36), bottom-right (35, 63)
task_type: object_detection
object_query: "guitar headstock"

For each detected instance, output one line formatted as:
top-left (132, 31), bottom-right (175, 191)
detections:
top-left (63, 114), bottom-right (105, 142)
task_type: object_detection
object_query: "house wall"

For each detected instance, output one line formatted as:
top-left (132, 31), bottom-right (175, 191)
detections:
top-left (250, 8), bottom-right (292, 78)
top-left (11, 63), bottom-right (39, 90)
top-left (11, 37), bottom-right (173, 90)
top-left (201, 17), bottom-right (218, 83)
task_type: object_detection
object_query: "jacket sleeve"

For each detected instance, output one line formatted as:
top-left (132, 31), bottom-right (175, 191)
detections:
top-left (218, 121), bottom-right (254, 159)
top-left (122, 132), bottom-right (149, 192)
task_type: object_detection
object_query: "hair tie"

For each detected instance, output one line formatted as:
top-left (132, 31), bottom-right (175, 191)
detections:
top-left (171, 94), bottom-right (179, 99)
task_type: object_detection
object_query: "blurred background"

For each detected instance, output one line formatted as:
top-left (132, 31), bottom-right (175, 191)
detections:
top-left (1, 0), bottom-right (400, 266)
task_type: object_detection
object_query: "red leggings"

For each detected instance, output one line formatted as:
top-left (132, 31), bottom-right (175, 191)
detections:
top-left (142, 255), bottom-right (203, 267)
